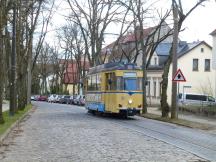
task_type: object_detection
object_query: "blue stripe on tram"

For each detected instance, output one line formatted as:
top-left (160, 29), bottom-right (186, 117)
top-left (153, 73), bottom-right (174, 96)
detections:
top-left (86, 103), bottom-right (105, 112)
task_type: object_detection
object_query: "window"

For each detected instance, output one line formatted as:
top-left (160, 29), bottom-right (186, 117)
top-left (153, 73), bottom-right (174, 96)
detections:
top-left (96, 74), bottom-right (101, 90)
top-left (153, 81), bottom-right (156, 97)
top-left (92, 75), bottom-right (97, 90)
top-left (137, 78), bottom-right (142, 91)
top-left (87, 77), bottom-right (92, 91)
top-left (201, 48), bottom-right (204, 53)
top-left (147, 81), bottom-right (150, 96)
top-left (192, 59), bottom-right (199, 71)
top-left (154, 57), bottom-right (157, 65)
top-left (186, 94), bottom-right (207, 101)
top-left (87, 74), bottom-right (101, 91)
top-left (205, 59), bottom-right (210, 71)
top-left (124, 78), bottom-right (137, 91)
top-left (208, 96), bottom-right (215, 102)
top-left (116, 77), bottom-right (123, 90)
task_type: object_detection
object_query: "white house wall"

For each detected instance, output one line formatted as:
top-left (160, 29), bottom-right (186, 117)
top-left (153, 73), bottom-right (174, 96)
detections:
top-left (212, 36), bottom-right (216, 69)
top-left (146, 71), bottom-right (163, 105)
top-left (167, 43), bottom-right (216, 105)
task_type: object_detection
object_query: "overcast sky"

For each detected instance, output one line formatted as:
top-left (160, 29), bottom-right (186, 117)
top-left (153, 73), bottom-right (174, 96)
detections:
top-left (46, 0), bottom-right (216, 47)
top-left (179, 0), bottom-right (216, 45)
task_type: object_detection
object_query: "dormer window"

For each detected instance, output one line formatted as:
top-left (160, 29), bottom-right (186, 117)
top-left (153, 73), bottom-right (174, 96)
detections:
top-left (154, 57), bottom-right (157, 65)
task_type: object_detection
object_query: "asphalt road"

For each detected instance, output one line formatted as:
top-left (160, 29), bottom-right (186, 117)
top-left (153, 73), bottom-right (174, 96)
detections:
top-left (0, 101), bottom-right (215, 162)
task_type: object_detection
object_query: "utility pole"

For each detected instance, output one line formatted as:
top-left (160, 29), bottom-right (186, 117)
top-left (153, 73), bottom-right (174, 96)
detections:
top-left (171, 0), bottom-right (179, 119)
top-left (10, 2), bottom-right (17, 116)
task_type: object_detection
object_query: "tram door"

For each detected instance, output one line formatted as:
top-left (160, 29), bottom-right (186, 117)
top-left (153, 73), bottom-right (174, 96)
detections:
top-left (105, 73), bottom-right (117, 112)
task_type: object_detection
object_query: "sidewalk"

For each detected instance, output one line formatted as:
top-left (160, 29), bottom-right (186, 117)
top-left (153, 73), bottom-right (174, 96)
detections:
top-left (148, 107), bottom-right (216, 133)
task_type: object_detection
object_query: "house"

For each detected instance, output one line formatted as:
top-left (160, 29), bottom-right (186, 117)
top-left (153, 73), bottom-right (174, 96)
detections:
top-left (167, 41), bottom-right (215, 105)
top-left (210, 29), bottom-right (216, 98)
top-left (61, 59), bottom-right (90, 95)
top-left (101, 22), bottom-right (173, 64)
top-left (101, 24), bottom-right (216, 106)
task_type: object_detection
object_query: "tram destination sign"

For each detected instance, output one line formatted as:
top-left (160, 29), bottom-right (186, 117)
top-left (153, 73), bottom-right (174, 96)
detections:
top-left (124, 72), bottom-right (137, 78)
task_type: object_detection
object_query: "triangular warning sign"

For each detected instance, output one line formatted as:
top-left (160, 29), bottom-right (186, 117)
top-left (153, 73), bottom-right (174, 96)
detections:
top-left (172, 69), bottom-right (186, 82)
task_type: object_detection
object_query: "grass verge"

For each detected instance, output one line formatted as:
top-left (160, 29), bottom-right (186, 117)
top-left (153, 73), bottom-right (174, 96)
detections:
top-left (141, 113), bottom-right (215, 130)
top-left (0, 104), bottom-right (32, 136)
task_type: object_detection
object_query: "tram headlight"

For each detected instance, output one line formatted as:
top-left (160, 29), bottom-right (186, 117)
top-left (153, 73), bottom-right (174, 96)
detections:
top-left (128, 99), bottom-right (133, 104)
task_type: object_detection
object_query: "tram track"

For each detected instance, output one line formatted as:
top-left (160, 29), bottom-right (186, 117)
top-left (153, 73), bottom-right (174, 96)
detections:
top-left (100, 115), bottom-right (216, 161)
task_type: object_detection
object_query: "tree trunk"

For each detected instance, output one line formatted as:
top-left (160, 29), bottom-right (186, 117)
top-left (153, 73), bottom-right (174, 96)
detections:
top-left (171, 1), bottom-right (179, 119)
top-left (18, 73), bottom-right (27, 110)
top-left (0, 22), bottom-right (5, 124)
top-left (161, 54), bottom-right (172, 118)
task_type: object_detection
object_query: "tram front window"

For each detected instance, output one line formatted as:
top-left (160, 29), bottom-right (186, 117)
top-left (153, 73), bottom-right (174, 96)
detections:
top-left (124, 78), bottom-right (137, 91)
top-left (116, 77), bottom-right (142, 91)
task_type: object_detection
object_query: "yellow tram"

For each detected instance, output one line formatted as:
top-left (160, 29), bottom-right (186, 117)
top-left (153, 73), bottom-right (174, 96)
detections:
top-left (85, 63), bottom-right (143, 117)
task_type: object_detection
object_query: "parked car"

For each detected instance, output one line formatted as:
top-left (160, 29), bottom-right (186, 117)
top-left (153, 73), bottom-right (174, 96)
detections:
top-left (48, 94), bottom-right (58, 103)
top-left (178, 93), bottom-right (216, 106)
top-left (69, 95), bottom-right (77, 104)
top-left (56, 95), bottom-right (63, 103)
top-left (79, 95), bottom-right (85, 106)
top-left (74, 95), bottom-right (85, 105)
top-left (31, 96), bottom-right (36, 101)
top-left (59, 95), bottom-right (71, 104)
top-left (37, 95), bottom-right (47, 101)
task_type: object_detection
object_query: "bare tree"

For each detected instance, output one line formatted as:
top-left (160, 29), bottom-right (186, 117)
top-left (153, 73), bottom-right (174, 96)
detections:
top-left (160, 0), bottom-right (207, 118)
top-left (115, 0), bottom-right (172, 114)
top-left (57, 22), bottom-right (87, 95)
top-left (0, 0), bottom-right (8, 123)
top-left (15, 0), bottom-right (45, 110)
top-left (67, 0), bottom-right (122, 66)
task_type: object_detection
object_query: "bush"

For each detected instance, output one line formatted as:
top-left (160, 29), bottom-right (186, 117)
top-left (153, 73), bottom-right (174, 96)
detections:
top-left (179, 105), bottom-right (216, 117)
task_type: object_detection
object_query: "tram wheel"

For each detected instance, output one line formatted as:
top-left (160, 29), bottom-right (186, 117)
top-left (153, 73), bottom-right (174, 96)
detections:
top-left (88, 109), bottom-right (96, 115)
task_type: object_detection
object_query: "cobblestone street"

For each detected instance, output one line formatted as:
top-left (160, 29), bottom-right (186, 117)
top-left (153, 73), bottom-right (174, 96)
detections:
top-left (0, 102), bottom-right (207, 162)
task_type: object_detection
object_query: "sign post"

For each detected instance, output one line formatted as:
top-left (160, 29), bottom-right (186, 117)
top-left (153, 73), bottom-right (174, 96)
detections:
top-left (172, 69), bottom-right (186, 118)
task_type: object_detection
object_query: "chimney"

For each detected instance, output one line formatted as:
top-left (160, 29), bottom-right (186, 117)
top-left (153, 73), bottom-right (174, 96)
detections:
top-left (210, 29), bottom-right (216, 70)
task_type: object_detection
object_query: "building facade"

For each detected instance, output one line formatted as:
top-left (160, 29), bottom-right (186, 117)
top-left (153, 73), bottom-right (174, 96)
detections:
top-left (101, 25), bottom-right (216, 106)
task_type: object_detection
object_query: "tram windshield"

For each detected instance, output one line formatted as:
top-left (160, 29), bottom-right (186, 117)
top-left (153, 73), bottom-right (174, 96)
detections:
top-left (124, 78), bottom-right (137, 91)
top-left (116, 77), bottom-right (142, 91)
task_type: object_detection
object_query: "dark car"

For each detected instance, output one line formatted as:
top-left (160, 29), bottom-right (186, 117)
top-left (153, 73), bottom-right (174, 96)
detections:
top-left (59, 95), bottom-right (71, 104)
top-left (37, 95), bottom-right (47, 101)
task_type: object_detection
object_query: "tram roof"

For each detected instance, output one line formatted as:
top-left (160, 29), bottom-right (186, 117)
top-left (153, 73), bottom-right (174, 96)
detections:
top-left (88, 62), bottom-right (141, 74)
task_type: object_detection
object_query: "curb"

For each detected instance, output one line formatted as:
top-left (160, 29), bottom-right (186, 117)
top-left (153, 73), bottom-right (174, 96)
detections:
top-left (0, 107), bottom-right (34, 145)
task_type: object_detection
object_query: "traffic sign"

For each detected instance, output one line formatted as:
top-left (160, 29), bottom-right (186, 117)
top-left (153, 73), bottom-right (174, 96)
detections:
top-left (172, 69), bottom-right (186, 82)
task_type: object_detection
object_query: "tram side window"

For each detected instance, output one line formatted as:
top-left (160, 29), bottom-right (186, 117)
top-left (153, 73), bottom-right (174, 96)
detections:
top-left (92, 75), bottom-right (97, 90)
top-left (117, 77), bottom-right (123, 90)
top-left (137, 78), bottom-right (142, 90)
top-left (87, 76), bottom-right (92, 91)
top-left (96, 74), bottom-right (101, 90)
top-left (87, 74), bottom-right (101, 91)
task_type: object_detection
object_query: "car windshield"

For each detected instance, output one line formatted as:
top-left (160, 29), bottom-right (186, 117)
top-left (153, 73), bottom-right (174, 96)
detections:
top-left (208, 96), bottom-right (215, 102)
